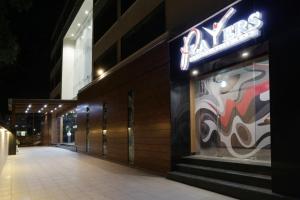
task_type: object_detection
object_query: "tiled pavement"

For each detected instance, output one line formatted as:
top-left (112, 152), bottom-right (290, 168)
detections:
top-left (0, 147), bottom-right (236, 200)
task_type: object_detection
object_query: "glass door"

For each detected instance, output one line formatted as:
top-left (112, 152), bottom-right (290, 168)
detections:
top-left (193, 57), bottom-right (271, 163)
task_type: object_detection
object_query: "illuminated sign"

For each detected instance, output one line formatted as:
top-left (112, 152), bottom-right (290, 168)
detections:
top-left (180, 7), bottom-right (263, 70)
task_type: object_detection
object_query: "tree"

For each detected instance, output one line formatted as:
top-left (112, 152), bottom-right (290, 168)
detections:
top-left (0, 0), bottom-right (32, 68)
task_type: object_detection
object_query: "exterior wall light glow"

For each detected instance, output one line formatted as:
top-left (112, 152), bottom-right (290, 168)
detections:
top-left (242, 52), bottom-right (249, 57)
top-left (192, 70), bottom-right (199, 76)
top-left (97, 69), bottom-right (104, 76)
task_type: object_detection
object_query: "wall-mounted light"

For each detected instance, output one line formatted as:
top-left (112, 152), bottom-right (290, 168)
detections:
top-left (97, 68), bottom-right (104, 76)
top-left (191, 69), bottom-right (199, 76)
top-left (241, 52), bottom-right (249, 58)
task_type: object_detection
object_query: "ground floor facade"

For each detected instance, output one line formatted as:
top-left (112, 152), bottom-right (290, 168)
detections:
top-left (8, 0), bottom-right (300, 199)
top-left (68, 1), bottom-right (299, 198)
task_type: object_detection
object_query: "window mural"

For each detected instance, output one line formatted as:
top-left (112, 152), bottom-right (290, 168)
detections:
top-left (194, 58), bottom-right (270, 161)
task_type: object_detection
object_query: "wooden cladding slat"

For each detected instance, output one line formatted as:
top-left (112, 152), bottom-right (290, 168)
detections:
top-left (76, 42), bottom-right (171, 174)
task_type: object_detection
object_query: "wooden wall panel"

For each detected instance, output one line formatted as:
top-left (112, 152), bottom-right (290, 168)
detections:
top-left (76, 42), bottom-right (171, 174)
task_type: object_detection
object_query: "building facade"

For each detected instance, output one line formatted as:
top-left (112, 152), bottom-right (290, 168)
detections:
top-left (47, 0), bottom-right (300, 199)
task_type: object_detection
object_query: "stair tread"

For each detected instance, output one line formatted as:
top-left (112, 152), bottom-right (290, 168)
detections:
top-left (177, 163), bottom-right (271, 180)
top-left (168, 171), bottom-right (282, 196)
top-left (184, 156), bottom-right (271, 167)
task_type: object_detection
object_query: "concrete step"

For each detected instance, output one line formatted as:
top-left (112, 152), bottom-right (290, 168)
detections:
top-left (181, 157), bottom-right (271, 175)
top-left (176, 163), bottom-right (271, 188)
top-left (167, 171), bottom-right (290, 200)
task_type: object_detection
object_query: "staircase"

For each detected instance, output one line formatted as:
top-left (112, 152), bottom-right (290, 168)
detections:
top-left (167, 156), bottom-right (289, 200)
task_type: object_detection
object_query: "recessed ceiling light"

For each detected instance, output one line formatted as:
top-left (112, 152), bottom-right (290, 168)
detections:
top-left (50, 110), bottom-right (53, 113)
top-left (85, 10), bottom-right (89, 15)
top-left (28, 104), bottom-right (32, 108)
top-left (241, 52), bottom-right (249, 58)
top-left (54, 108), bottom-right (57, 110)
top-left (77, 23), bottom-right (81, 27)
top-left (191, 69), bottom-right (199, 76)
top-left (38, 110), bottom-right (41, 113)
top-left (58, 104), bottom-right (62, 108)
top-left (44, 105), bottom-right (47, 108)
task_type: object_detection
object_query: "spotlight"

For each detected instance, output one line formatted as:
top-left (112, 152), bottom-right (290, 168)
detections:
top-left (97, 68), bottom-right (104, 76)
top-left (241, 52), bottom-right (249, 58)
top-left (191, 70), bottom-right (199, 76)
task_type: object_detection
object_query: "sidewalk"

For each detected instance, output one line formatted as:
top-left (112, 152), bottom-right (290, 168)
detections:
top-left (0, 147), bottom-right (236, 200)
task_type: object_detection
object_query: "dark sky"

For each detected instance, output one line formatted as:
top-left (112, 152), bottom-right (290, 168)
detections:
top-left (0, 0), bottom-right (66, 118)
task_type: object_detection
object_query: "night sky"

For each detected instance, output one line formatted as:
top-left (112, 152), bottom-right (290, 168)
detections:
top-left (0, 0), bottom-right (66, 119)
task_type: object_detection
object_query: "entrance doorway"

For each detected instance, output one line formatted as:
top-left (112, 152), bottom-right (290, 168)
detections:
top-left (190, 57), bottom-right (270, 164)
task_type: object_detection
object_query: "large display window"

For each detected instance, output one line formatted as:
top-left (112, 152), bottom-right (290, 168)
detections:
top-left (191, 57), bottom-right (270, 163)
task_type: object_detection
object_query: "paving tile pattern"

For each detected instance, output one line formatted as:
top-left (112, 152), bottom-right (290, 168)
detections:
top-left (0, 147), bottom-right (236, 200)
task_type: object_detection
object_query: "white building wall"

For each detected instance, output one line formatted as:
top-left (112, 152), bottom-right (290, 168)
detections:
top-left (62, 39), bottom-right (75, 99)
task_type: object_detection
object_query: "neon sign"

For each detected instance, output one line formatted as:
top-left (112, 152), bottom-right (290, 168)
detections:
top-left (180, 7), bottom-right (263, 70)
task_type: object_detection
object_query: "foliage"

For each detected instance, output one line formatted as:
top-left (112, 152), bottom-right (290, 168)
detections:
top-left (0, 0), bottom-right (32, 67)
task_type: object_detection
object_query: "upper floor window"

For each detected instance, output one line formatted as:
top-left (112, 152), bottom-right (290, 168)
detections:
top-left (121, 0), bottom-right (136, 14)
top-left (93, 0), bottom-right (117, 44)
top-left (121, 2), bottom-right (165, 60)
